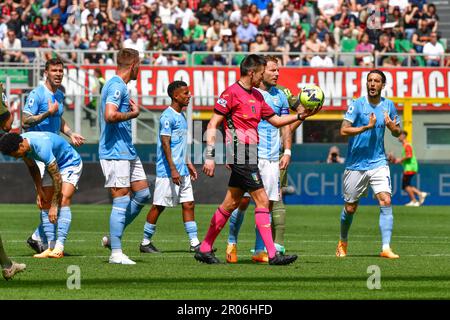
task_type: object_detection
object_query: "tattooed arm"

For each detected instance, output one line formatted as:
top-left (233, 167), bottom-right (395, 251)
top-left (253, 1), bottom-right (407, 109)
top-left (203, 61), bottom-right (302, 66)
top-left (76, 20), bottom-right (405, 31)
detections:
top-left (340, 116), bottom-right (376, 137)
top-left (22, 99), bottom-right (59, 130)
top-left (47, 161), bottom-right (62, 224)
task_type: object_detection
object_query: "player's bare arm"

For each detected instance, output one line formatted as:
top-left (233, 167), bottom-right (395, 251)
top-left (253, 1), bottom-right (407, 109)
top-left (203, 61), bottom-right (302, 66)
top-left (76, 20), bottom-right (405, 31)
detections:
top-left (203, 113), bottom-right (224, 177)
top-left (104, 100), bottom-right (139, 123)
top-left (22, 99), bottom-right (58, 130)
top-left (340, 114), bottom-right (376, 137)
top-left (60, 117), bottom-right (85, 146)
top-left (47, 161), bottom-right (63, 224)
top-left (384, 113), bottom-right (401, 137)
top-left (23, 156), bottom-right (45, 208)
top-left (161, 135), bottom-right (181, 185)
top-left (280, 120), bottom-right (292, 170)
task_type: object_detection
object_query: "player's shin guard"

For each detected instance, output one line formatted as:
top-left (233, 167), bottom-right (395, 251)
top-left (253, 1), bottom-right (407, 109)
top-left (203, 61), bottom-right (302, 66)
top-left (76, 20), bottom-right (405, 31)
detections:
top-left (110, 195), bottom-right (131, 250)
top-left (125, 188), bottom-right (150, 228)
top-left (41, 210), bottom-right (56, 249)
top-left (228, 208), bottom-right (246, 244)
top-left (55, 207), bottom-right (72, 250)
top-left (184, 221), bottom-right (200, 247)
top-left (379, 206), bottom-right (393, 249)
top-left (271, 200), bottom-right (286, 246)
top-left (255, 208), bottom-right (276, 259)
top-left (200, 207), bottom-right (231, 253)
top-left (340, 208), bottom-right (354, 242)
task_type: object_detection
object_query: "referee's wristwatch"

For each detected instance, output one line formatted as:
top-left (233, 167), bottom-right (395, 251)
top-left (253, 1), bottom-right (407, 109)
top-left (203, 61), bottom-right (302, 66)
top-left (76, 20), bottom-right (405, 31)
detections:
top-left (297, 113), bottom-right (306, 122)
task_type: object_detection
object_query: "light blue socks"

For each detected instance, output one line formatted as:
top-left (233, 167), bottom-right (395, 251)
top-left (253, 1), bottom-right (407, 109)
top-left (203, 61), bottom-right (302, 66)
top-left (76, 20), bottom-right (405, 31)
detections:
top-left (228, 208), bottom-right (246, 244)
top-left (340, 208), bottom-right (354, 242)
top-left (110, 195), bottom-right (131, 250)
top-left (379, 206), bottom-right (393, 250)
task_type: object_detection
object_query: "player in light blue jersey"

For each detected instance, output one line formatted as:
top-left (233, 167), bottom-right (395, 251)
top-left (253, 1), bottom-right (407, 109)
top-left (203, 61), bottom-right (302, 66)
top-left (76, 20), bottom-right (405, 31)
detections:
top-left (336, 70), bottom-right (401, 259)
top-left (140, 81), bottom-right (200, 253)
top-left (225, 56), bottom-right (317, 263)
top-left (99, 48), bottom-right (151, 265)
top-left (0, 131), bottom-right (83, 259)
top-left (22, 58), bottom-right (85, 255)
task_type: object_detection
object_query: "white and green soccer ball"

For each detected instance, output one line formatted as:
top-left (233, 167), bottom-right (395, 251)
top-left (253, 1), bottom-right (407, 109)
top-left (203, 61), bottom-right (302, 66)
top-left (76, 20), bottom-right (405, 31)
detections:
top-left (299, 84), bottom-right (325, 111)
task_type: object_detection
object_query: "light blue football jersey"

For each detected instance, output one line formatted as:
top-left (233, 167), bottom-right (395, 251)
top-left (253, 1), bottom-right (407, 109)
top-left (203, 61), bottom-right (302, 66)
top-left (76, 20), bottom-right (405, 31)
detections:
top-left (156, 107), bottom-right (189, 178)
top-left (344, 96), bottom-right (400, 171)
top-left (257, 86), bottom-right (290, 161)
top-left (23, 84), bottom-right (64, 134)
top-left (99, 75), bottom-right (137, 160)
top-left (22, 131), bottom-right (81, 170)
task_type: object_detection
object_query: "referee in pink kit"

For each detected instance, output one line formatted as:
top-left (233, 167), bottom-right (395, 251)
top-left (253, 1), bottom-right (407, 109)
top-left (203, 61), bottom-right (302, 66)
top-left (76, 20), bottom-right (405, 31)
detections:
top-left (195, 54), bottom-right (320, 265)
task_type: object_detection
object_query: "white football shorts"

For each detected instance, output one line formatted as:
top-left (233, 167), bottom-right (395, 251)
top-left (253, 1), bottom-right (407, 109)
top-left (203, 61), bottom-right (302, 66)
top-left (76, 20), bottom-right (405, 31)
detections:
top-left (242, 159), bottom-right (280, 201)
top-left (100, 157), bottom-right (147, 188)
top-left (343, 165), bottom-right (392, 203)
top-left (153, 175), bottom-right (194, 207)
top-left (37, 160), bottom-right (83, 188)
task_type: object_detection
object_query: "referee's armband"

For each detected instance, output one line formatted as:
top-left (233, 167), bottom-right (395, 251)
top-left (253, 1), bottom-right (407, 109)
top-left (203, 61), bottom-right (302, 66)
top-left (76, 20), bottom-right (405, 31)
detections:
top-left (205, 145), bottom-right (215, 160)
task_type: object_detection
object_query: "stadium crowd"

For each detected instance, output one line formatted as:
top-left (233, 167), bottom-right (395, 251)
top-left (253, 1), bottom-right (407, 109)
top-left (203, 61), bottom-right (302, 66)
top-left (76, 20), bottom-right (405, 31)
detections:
top-left (0, 0), bottom-right (448, 67)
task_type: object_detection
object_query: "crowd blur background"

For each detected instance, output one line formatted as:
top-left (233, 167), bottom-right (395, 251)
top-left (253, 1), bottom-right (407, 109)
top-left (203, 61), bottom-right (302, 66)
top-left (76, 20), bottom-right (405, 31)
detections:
top-left (0, 0), bottom-right (448, 67)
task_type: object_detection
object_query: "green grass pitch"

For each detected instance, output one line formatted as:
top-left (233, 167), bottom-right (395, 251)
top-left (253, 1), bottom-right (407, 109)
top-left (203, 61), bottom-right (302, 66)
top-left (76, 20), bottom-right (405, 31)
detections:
top-left (1, 204), bottom-right (450, 299)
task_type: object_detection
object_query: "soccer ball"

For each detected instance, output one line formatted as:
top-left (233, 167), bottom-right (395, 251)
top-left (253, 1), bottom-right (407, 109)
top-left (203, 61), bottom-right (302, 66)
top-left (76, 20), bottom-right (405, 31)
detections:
top-left (299, 84), bottom-right (325, 111)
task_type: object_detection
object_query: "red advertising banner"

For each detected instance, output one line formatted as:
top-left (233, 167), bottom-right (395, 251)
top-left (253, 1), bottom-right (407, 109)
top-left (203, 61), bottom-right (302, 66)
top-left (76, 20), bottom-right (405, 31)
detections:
top-left (66, 67), bottom-right (450, 111)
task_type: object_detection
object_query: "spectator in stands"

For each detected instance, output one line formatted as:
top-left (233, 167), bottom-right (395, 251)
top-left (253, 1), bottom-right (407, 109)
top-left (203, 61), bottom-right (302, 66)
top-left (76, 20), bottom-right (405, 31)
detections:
top-left (1, 0), bottom-right (17, 17)
top-left (80, 13), bottom-right (100, 49)
top-left (355, 32), bottom-right (375, 66)
top-left (401, 48), bottom-right (420, 66)
top-left (2, 29), bottom-right (28, 63)
top-left (206, 20), bottom-right (223, 51)
top-left (124, 30), bottom-right (146, 60)
top-left (96, 2), bottom-right (110, 31)
top-left (184, 17), bottom-right (205, 52)
top-left (167, 34), bottom-right (188, 65)
top-left (312, 17), bottom-right (330, 43)
top-left (150, 16), bottom-right (172, 49)
top-left (323, 32), bottom-right (344, 66)
top-left (404, 4), bottom-right (420, 41)
top-left (237, 15), bottom-right (258, 52)
top-left (258, 14), bottom-right (276, 43)
top-left (38, 39), bottom-right (52, 62)
top-left (425, 3), bottom-right (439, 32)
top-left (117, 9), bottom-right (133, 39)
top-left (202, 45), bottom-right (228, 65)
top-left (212, 0), bottom-right (229, 27)
top-left (375, 32), bottom-right (396, 65)
top-left (6, 10), bottom-right (24, 39)
top-left (172, 0), bottom-right (195, 30)
top-left (84, 40), bottom-right (104, 64)
top-left (64, 14), bottom-right (81, 48)
top-left (286, 31), bottom-right (303, 66)
top-left (310, 44), bottom-right (334, 67)
top-left (21, 29), bottom-right (40, 62)
top-left (280, 3), bottom-right (300, 27)
top-left (298, 2), bottom-right (313, 24)
top-left (216, 28), bottom-right (237, 56)
top-left (388, 0), bottom-right (409, 14)
top-left (47, 14), bottom-right (64, 45)
top-left (248, 3), bottom-right (261, 26)
top-left (302, 31), bottom-right (322, 66)
top-left (108, 29), bottom-right (123, 51)
top-left (267, 35), bottom-right (288, 65)
top-left (423, 32), bottom-right (445, 66)
top-left (412, 19), bottom-right (431, 53)
top-left (326, 145), bottom-right (345, 164)
top-left (94, 31), bottom-right (109, 52)
top-left (51, 0), bottom-right (70, 25)
top-left (276, 18), bottom-right (296, 47)
top-left (16, 0), bottom-right (34, 25)
top-left (386, 6), bottom-right (405, 40)
top-left (249, 32), bottom-right (268, 53)
top-left (0, 15), bottom-right (8, 42)
top-left (229, 22), bottom-right (242, 51)
top-left (28, 15), bottom-right (47, 42)
top-left (54, 30), bottom-right (76, 64)
top-left (333, 5), bottom-right (359, 45)
top-left (159, 0), bottom-right (174, 25)
top-left (196, 3), bottom-right (214, 31)
top-left (229, 3), bottom-right (248, 26)
top-left (107, 0), bottom-right (124, 25)
top-left (81, 0), bottom-right (99, 25)
top-left (317, 0), bottom-right (340, 26)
